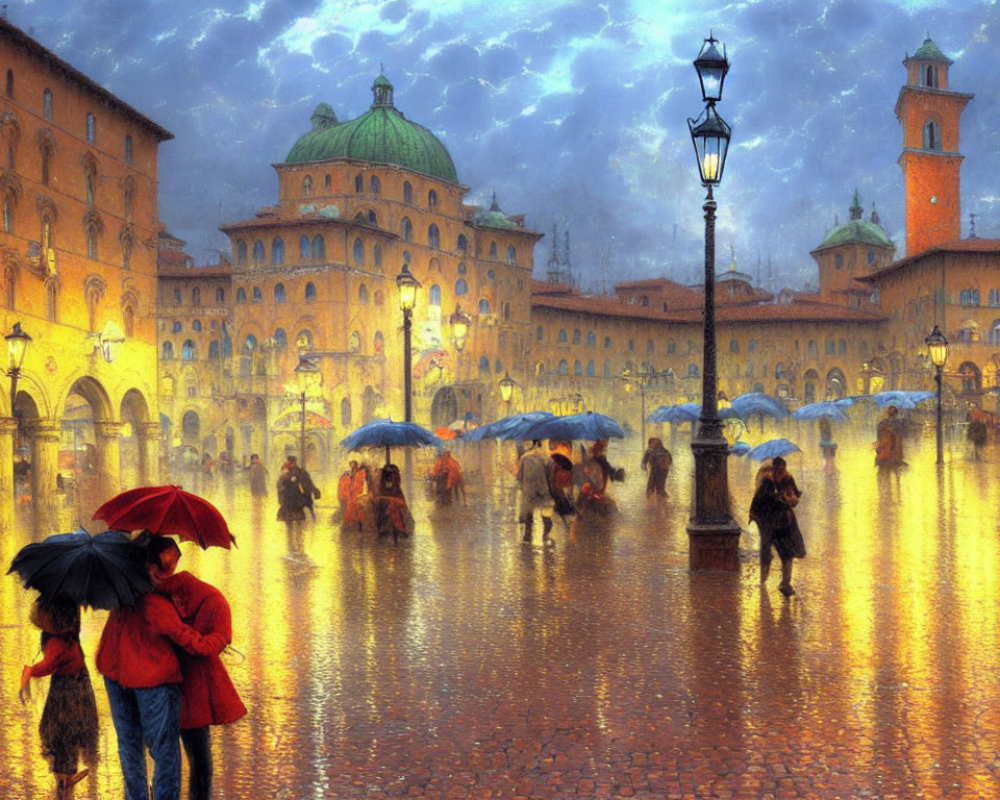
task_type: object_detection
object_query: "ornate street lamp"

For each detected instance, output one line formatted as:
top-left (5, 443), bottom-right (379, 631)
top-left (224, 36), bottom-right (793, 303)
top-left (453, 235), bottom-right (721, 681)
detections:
top-left (396, 263), bottom-right (420, 422)
top-left (925, 324), bottom-right (948, 464)
top-left (6, 321), bottom-right (31, 410)
top-left (449, 305), bottom-right (472, 352)
top-left (294, 356), bottom-right (322, 470)
top-left (686, 33), bottom-right (740, 571)
top-left (498, 372), bottom-right (516, 413)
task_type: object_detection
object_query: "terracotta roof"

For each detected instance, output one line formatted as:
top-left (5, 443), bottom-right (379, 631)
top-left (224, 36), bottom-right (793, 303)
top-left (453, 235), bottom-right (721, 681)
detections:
top-left (863, 239), bottom-right (1000, 282)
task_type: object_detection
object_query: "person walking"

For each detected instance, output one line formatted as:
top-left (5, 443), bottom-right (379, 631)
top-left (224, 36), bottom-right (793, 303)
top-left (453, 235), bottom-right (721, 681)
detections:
top-left (149, 537), bottom-right (247, 800)
top-left (875, 405), bottom-right (905, 468)
top-left (19, 596), bottom-right (98, 800)
top-left (343, 462), bottom-right (371, 532)
top-left (248, 454), bottom-right (268, 499)
top-left (429, 449), bottom-right (464, 506)
top-left (373, 463), bottom-right (412, 543)
top-left (516, 440), bottom-right (554, 543)
top-left (96, 544), bottom-right (229, 800)
top-left (640, 437), bottom-right (672, 497)
top-left (750, 457), bottom-right (806, 597)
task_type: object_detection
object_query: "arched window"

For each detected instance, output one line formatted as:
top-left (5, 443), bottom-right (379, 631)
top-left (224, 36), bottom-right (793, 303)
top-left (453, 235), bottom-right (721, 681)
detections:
top-left (305, 282), bottom-right (316, 302)
top-left (457, 234), bottom-right (468, 252)
top-left (274, 283), bottom-right (286, 303)
top-left (299, 235), bottom-right (311, 260)
top-left (86, 113), bottom-right (96, 143)
top-left (605, 337), bottom-right (612, 349)
top-left (43, 88), bottom-right (53, 121)
top-left (730, 339), bottom-right (739, 353)
top-left (172, 321), bottom-right (182, 333)
top-left (374, 289), bottom-right (384, 306)
top-left (573, 329), bottom-right (581, 345)
top-left (558, 329), bottom-right (567, 343)
top-left (401, 217), bottom-right (412, 242)
top-left (506, 245), bottom-right (516, 265)
top-left (182, 340), bottom-right (197, 360)
top-left (373, 244), bottom-right (382, 268)
top-left (358, 284), bottom-right (368, 304)
top-left (748, 339), bottom-right (757, 352)
top-left (648, 338), bottom-right (656, 356)
top-left (86, 226), bottom-right (98, 260)
top-left (428, 189), bottom-right (437, 209)
top-left (162, 341), bottom-right (174, 359)
top-left (2, 197), bottom-right (13, 234)
top-left (489, 241), bottom-right (498, 259)
top-left (252, 286), bottom-right (262, 302)
top-left (403, 181), bottom-right (413, 203)
top-left (296, 330), bottom-right (313, 351)
top-left (688, 364), bottom-right (699, 378)
top-left (243, 335), bottom-right (257, 353)
top-left (124, 135), bottom-right (133, 164)
top-left (807, 340), bottom-right (818, 359)
top-left (354, 174), bottom-right (363, 193)
top-left (478, 298), bottom-right (491, 314)
top-left (775, 362), bottom-right (785, 379)
top-left (302, 175), bottom-right (312, 196)
top-left (428, 224), bottom-right (440, 249)
top-left (191, 287), bottom-right (201, 306)
top-left (209, 340), bottom-right (220, 359)
top-left (454, 278), bottom-right (468, 296)
top-left (923, 120), bottom-right (940, 151)
top-left (479, 356), bottom-right (491, 374)
top-left (429, 284), bottom-right (442, 306)
top-left (825, 339), bottom-right (836, 355)
top-left (237, 241), bottom-right (247, 265)
top-left (558, 360), bottom-right (568, 375)
top-left (586, 332), bottom-right (596, 348)
top-left (252, 240), bottom-right (265, 266)
top-left (271, 237), bottom-right (285, 265)
top-left (349, 331), bottom-right (361, 352)
top-left (370, 175), bottom-right (380, 195)
top-left (236, 288), bottom-right (246, 303)
top-left (923, 64), bottom-right (938, 88)
top-left (274, 328), bottom-right (287, 349)
top-left (313, 235), bottom-right (325, 260)
top-left (374, 331), bottom-right (384, 354)
top-left (574, 360), bottom-right (582, 376)
top-left (457, 261), bottom-right (467, 274)
top-left (353, 237), bottom-right (364, 264)
top-left (192, 319), bottom-right (202, 332)
top-left (216, 287), bottom-right (225, 303)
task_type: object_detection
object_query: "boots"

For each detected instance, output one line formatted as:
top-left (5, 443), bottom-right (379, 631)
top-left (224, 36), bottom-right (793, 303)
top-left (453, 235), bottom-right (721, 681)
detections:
top-left (521, 514), bottom-right (533, 542)
top-left (760, 560), bottom-right (771, 584)
top-left (55, 770), bottom-right (88, 799)
top-left (542, 516), bottom-right (553, 537)
top-left (779, 560), bottom-right (795, 596)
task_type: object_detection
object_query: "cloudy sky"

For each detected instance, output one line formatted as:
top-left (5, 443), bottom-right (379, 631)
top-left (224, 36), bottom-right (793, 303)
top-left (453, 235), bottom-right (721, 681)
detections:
top-left (12, 0), bottom-right (1000, 291)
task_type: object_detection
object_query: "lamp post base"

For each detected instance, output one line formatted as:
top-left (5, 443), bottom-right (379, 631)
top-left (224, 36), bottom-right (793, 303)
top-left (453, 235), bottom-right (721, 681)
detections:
top-left (686, 520), bottom-right (742, 571)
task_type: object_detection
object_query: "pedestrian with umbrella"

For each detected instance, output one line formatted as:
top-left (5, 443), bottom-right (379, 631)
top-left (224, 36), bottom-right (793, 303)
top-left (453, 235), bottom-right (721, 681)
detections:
top-left (18, 594), bottom-right (98, 800)
top-left (749, 456), bottom-right (806, 597)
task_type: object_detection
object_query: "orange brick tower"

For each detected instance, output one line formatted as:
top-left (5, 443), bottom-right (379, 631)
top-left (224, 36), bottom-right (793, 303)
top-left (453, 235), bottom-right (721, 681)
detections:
top-left (895, 37), bottom-right (973, 257)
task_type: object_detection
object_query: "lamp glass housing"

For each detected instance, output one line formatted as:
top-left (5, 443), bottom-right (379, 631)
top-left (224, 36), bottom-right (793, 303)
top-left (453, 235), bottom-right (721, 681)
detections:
top-left (295, 357), bottom-right (322, 394)
top-left (6, 322), bottom-right (31, 371)
top-left (925, 325), bottom-right (948, 367)
top-left (688, 104), bottom-right (731, 186)
top-left (498, 373), bottom-right (515, 403)
top-left (396, 264), bottom-right (420, 312)
top-left (694, 35), bottom-right (729, 103)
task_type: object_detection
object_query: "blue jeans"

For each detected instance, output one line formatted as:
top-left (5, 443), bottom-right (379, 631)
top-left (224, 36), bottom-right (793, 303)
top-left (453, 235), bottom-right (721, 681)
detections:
top-left (104, 678), bottom-right (181, 800)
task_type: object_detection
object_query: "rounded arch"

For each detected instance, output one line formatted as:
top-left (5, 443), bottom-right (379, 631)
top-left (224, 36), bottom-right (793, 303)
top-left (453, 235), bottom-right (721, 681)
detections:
top-left (431, 386), bottom-right (459, 427)
top-left (825, 367), bottom-right (847, 400)
top-left (957, 361), bottom-right (982, 395)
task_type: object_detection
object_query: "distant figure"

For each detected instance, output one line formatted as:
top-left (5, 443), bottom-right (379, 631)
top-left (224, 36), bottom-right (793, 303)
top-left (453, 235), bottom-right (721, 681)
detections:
top-left (818, 417), bottom-right (837, 459)
top-left (640, 437), bottom-right (672, 497)
top-left (429, 450), bottom-right (464, 506)
top-left (248, 453), bottom-right (268, 499)
top-left (335, 460), bottom-right (357, 521)
top-left (20, 597), bottom-right (98, 800)
top-left (875, 405), bottom-right (906, 469)
top-left (373, 463), bottom-right (412, 543)
top-left (579, 439), bottom-right (624, 515)
top-left (516, 440), bottom-right (554, 543)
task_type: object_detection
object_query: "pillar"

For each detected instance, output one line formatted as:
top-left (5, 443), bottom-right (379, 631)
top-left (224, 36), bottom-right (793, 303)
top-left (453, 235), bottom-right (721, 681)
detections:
top-left (0, 417), bottom-right (16, 535)
top-left (29, 421), bottom-right (61, 535)
top-left (138, 421), bottom-right (162, 486)
top-left (93, 421), bottom-right (125, 509)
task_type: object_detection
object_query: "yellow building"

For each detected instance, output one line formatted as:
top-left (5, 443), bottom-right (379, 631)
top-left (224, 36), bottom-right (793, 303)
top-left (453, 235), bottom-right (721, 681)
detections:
top-left (1, 19), bottom-right (168, 532)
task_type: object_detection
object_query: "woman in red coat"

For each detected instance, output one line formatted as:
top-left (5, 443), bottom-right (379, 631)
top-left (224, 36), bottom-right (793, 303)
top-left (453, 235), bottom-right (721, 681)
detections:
top-left (149, 536), bottom-right (247, 800)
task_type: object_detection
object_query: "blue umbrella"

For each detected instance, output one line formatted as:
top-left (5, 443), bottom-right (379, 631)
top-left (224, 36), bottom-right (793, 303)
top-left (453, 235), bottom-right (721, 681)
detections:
top-left (793, 401), bottom-right (849, 423)
top-left (520, 410), bottom-right (625, 442)
top-left (730, 392), bottom-right (789, 420)
top-left (340, 418), bottom-right (440, 465)
top-left (747, 438), bottom-right (802, 461)
top-left (872, 390), bottom-right (934, 409)
top-left (463, 411), bottom-right (555, 442)
top-left (647, 403), bottom-right (700, 423)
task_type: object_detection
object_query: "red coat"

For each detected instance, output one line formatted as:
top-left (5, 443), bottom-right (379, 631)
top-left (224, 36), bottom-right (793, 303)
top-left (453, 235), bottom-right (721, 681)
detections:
top-left (97, 593), bottom-right (227, 688)
top-left (158, 571), bottom-right (247, 729)
top-left (29, 636), bottom-right (86, 678)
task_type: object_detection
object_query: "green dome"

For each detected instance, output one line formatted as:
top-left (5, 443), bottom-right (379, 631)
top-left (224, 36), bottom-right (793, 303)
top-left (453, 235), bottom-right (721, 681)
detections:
top-left (286, 75), bottom-right (458, 184)
top-left (817, 190), bottom-right (894, 251)
top-left (474, 193), bottom-right (517, 229)
top-left (911, 37), bottom-right (951, 64)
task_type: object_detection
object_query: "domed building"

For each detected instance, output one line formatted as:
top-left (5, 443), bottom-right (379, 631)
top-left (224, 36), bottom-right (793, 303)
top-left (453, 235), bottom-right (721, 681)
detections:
top-left (217, 74), bottom-right (541, 469)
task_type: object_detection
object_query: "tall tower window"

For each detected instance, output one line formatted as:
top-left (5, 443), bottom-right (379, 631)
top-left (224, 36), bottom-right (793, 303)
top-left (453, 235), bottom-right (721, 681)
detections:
top-left (86, 113), bottom-right (96, 143)
top-left (43, 88), bottom-right (53, 121)
top-left (923, 64), bottom-right (938, 88)
top-left (923, 120), bottom-right (940, 151)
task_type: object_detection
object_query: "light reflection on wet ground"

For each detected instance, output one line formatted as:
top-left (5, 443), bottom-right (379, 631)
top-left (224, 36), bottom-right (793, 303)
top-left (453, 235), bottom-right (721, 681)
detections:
top-left (3, 418), bottom-right (1000, 798)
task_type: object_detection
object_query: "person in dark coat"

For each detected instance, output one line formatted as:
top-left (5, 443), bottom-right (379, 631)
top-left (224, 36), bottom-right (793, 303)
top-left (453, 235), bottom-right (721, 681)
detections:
top-left (276, 456), bottom-right (319, 523)
top-left (750, 457), bottom-right (806, 596)
top-left (20, 596), bottom-right (98, 800)
top-left (151, 537), bottom-right (247, 800)
top-left (248, 454), bottom-right (268, 499)
top-left (640, 437), bottom-right (672, 497)
top-left (373, 463), bottom-right (412, 543)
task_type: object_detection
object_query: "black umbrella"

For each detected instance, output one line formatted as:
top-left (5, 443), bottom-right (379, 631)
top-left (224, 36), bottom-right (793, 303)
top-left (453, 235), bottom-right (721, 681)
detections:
top-left (8, 529), bottom-right (152, 610)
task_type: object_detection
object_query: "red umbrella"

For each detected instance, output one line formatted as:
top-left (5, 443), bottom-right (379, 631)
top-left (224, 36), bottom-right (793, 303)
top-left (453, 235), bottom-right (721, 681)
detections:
top-left (93, 485), bottom-right (235, 549)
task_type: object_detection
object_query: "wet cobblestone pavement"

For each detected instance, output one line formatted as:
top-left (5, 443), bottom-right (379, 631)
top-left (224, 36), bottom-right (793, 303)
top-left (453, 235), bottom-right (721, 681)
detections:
top-left (3, 425), bottom-right (1000, 799)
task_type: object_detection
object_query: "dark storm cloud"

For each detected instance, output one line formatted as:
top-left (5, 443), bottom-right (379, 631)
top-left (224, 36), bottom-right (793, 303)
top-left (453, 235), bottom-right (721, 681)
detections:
top-left (9, 1), bottom-right (1000, 284)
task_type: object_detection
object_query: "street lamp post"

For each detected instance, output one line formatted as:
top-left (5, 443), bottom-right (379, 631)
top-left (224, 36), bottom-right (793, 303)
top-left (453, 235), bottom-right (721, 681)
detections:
top-left (396, 264), bottom-right (420, 423)
top-left (294, 356), bottom-right (322, 470)
top-left (925, 324), bottom-right (948, 465)
top-left (685, 33), bottom-right (740, 571)
top-left (621, 365), bottom-right (666, 445)
top-left (5, 322), bottom-right (31, 412)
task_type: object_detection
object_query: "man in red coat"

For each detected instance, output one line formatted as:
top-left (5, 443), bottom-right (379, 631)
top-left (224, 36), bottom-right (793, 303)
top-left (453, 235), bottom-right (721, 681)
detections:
top-left (97, 541), bottom-right (229, 800)
top-left (149, 536), bottom-right (246, 800)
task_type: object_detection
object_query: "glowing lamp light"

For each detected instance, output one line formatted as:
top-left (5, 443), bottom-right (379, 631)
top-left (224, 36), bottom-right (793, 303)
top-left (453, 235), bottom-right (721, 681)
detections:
top-left (693, 33), bottom-right (729, 103)
top-left (396, 263), bottom-right (419, 313)
top-left (6, 322), bottom-right (31, 372)
top-left (498, 372), bottom-right (515, 404)
top-left (925, 325), bottom-right (948, 368)
top-left (688, 103), bottom-right (731, 186)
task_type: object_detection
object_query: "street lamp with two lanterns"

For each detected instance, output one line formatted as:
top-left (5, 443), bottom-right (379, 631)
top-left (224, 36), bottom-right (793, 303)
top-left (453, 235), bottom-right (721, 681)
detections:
top-left (396, 263), bottom-right (420, 423)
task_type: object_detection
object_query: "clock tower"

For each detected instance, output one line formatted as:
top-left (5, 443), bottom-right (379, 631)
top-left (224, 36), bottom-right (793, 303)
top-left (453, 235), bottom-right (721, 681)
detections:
top-left (895, 37), bottom-right (973, 257)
